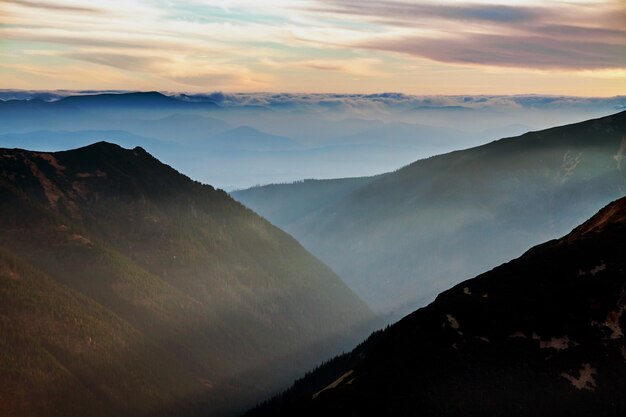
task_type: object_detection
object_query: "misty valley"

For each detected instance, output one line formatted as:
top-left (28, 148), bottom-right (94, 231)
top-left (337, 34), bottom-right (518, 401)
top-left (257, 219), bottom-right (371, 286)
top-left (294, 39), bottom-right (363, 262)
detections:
top-left (1, 90), bottom-right (625, 417)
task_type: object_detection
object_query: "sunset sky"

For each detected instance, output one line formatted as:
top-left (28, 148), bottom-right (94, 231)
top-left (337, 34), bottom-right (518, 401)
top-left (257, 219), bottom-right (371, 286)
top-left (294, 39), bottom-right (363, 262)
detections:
top-left (1, 0), bottom-right (625, 95)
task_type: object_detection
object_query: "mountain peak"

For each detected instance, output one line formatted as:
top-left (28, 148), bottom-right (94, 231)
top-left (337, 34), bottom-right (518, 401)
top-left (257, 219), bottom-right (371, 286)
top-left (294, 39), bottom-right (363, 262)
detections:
top-left (59, 141), bottom-right (155, 162)
top-left (65, 141), bottom-right (152, 154)
top-left (73, 140), bottom-right (148, 154)
top-left (82, 140), bottom-right (124, 150)
top-left (0, 141), bottom-right (188, 213)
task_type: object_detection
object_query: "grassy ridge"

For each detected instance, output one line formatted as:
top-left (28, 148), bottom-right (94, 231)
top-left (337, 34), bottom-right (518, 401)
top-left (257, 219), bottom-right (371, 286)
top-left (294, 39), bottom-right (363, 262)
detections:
top-left (0, 142), bottom-right (373, 417)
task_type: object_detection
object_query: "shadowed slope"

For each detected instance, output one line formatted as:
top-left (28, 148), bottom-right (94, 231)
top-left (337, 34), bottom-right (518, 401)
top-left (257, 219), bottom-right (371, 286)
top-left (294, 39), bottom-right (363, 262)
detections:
top-left (247, 196), bottom-right (626, 417)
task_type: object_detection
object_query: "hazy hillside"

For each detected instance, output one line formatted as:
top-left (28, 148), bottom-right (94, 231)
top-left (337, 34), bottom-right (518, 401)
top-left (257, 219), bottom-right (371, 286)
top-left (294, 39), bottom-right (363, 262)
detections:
top-left (247, 196), bottom-right (626, 417)
top-left (233, 176), bottom-right (382, 229)
top-left (0, 142), bottom-right (372, 417)
top-left (234, 111), bottom-right (626, 315)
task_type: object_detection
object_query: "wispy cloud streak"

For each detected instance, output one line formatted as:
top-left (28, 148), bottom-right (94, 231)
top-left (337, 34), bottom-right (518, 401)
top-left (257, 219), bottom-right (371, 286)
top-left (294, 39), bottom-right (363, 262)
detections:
top-left (313, 0), bottom-right (626, 70)
top-left (0, 0), bottom-right (624, 93)
top-left (309, 1), bottom-right (543, 24)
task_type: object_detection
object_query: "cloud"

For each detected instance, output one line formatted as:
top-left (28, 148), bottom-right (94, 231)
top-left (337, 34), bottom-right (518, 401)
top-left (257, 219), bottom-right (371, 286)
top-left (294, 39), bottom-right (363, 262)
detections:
top-left (361, 34), bottom-right (626, 70)
top-left (311, 0), bottom-right (626, 71)
top-left (310, 1), bottom-right (542, 24)
top-left (63, 53), bottom-right (160, 72)
top-left (1, 0), bottom-right (624, 93)
top-left (1, 28), bottom-right (153, 50)
top-left (535, 25), bottom-right (626, 43)
top-left (167, 73), bottom-right (242, 87)
top-left (260, 57), bottom-right (384, 77)
top-left (160, 92), bottom-right (626, 111)
top-left (3, 0), bottom-right (102, 13)
top-left (305, 62), bottom-right (344, 72)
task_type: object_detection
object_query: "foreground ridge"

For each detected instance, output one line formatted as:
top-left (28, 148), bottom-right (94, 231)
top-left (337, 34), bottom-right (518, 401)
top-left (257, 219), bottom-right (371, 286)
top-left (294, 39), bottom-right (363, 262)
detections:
top-left (0, 142), bottom-right (372, 417)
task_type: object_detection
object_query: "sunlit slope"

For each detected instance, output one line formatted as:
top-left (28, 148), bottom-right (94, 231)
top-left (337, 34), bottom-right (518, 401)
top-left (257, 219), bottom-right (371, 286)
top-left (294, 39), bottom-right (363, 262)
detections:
top-left (0, 142), bottom-right (372, 417)
top-left (0, 249), bottom-right (210, 417)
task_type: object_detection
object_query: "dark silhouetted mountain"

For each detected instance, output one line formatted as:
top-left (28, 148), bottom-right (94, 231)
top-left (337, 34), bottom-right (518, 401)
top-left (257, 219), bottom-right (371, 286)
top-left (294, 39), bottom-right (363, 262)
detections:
top-left (0, 142), bottom-right (372, 417)
top-left (54, 91), bottom-right (219, 110)
top-left (247, 197), bottom-right (626, 417)
top-left (0, 129), bottom-right (170, 152)
top-left (0, 93), bottom-right (219, 134)
top-left (233, 111), bottom-right (626, 315)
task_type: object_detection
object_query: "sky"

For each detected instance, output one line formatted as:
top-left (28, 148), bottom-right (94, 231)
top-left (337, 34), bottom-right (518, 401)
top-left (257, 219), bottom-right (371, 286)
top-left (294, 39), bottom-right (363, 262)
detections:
top-left (1, 0), bottom-right (625, 96)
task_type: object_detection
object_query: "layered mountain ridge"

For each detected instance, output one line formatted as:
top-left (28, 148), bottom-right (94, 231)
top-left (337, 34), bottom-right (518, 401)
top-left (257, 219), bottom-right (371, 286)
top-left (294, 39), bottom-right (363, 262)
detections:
top-left (5, 91), bottom-right (617, 189)
top-left (234, 110), bottom-right (626, 315)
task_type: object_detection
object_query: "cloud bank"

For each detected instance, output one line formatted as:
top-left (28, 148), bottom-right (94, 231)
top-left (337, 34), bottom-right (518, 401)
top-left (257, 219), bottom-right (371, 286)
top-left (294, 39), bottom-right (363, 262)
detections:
top-left (2, 90), bottom-right (624, 114)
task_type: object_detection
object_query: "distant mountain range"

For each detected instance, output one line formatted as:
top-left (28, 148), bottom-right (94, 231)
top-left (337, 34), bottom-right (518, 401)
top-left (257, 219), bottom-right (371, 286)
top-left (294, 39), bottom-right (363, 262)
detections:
top-left (0, 142), bottom-right (372, 417)
top-left (246, 196), bottom-right (626, 417)
top-left (3, 91), bottom-right (219, 110)
top-left (233, 110), bottom-right (626, 315)
top-left (3, 91), bottom-right (622, 188)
